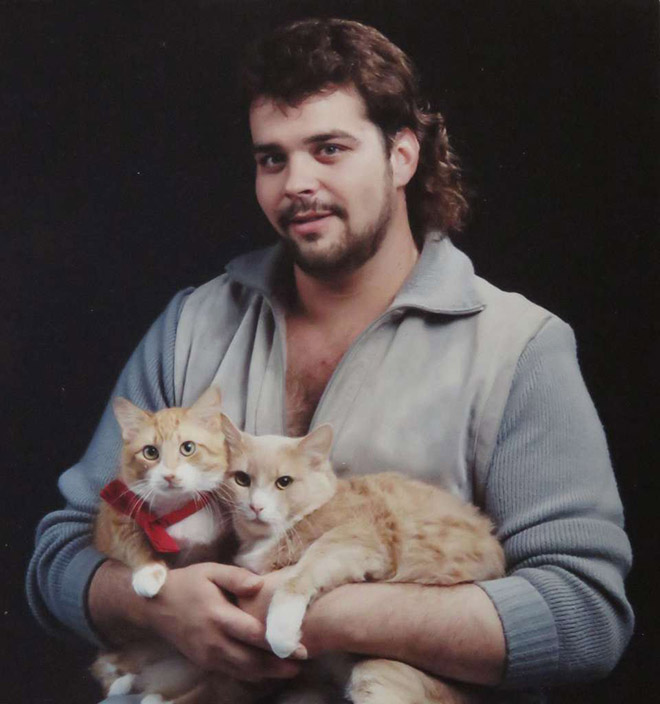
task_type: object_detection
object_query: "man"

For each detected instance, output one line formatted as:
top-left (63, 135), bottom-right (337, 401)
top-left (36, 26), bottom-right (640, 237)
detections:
top-left (27, 18), bottom-right (633, 702)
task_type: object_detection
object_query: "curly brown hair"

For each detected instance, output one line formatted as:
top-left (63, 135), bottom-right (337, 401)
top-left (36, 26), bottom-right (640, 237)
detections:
top-left (241, 18), bottom-right (468, 238)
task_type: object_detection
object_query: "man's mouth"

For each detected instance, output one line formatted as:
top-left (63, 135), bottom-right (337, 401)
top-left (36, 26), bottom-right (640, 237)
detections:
top-left (290, 212), bottom-right (333, 223)
top-left (286, 212), bottom-right (334, 237)
top-left (277, 199), bottom-right (346, 234)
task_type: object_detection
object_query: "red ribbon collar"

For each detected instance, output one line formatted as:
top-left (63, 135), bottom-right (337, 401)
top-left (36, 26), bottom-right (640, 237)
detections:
top-left (100, 479), bottom-right (210, 553)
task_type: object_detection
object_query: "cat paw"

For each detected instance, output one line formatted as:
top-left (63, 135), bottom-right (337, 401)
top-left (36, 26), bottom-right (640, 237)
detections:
top-left (141, 695), bottom-right (171, 704)
top-left (132, 563), bottom-right (168, 597)
top-left (266, 592), bottom-right (307, 659)
top-left (108, 673), bottom-right (136, 696)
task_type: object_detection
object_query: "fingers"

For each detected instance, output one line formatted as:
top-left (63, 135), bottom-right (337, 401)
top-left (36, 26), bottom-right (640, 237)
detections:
top-left (213, 599), bottom-right (267, 649)
top-left (200, 635), bottom-right (301, 682)
top-left (259, 653), bottom-right (302, 680)
top-left (141, 562), bottom-right (300, 682)
top-left (204, 563), bottom-right (263, 596)
top-left (172, 620), bottom-right (299, 681)
top-left (210, 604), bottom-right (308, 669)
top-left (292, 644), bottom-right (308, 660)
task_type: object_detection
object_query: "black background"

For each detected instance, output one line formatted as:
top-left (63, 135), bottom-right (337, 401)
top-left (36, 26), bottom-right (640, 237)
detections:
top-left (3, 1), bottom-right (658, 702)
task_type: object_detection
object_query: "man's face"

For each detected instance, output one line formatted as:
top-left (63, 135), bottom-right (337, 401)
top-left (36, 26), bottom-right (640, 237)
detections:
top-left (249, 86), bottom-right (398, 276)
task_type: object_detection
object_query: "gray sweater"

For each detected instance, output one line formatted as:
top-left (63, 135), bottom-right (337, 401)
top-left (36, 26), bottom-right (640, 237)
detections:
top-left (27, 235), bottom-right (633, 691)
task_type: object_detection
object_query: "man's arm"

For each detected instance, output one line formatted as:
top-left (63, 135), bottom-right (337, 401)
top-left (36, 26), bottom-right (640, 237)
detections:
top-left (26, 289), bottom-right (299, 681)
top-left (478, 318), bottom-right (633, 686)
top-left (88, 559), bottom-right (301, 681)
top-left (247, 318), bottom-right (633, 689)
top-left (241, 578), bottom-right (504, 685)
top-left (306, 584), bottom-right (505, 684)
top-left (26, 290), bottom-right (190, 644)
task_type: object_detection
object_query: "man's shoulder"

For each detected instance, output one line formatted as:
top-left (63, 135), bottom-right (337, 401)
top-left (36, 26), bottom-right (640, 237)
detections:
top-left (452, 273), bottom-right (577, 383)
top-left (472, 274), bottom-right (563, 343)
top-left (172, 246), bottom-right (280, 406)
top-left (180, 245), bottom-right (279, 322)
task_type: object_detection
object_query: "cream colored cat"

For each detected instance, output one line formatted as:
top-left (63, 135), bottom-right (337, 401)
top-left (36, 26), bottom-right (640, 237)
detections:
top-left (92, 402), bottom-right (505, 704)
top-left (220, 416), bottom-right (506, 704)
top-left (91, 387), bottom-right (230, 702)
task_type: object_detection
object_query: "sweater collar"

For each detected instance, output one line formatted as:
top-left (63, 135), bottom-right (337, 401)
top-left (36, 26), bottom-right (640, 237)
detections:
top-left (225, 232), bottom-right (484, 316)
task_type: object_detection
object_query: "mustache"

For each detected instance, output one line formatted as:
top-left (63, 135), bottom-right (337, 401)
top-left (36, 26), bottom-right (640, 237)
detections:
top-left (277, 196), bottom-right (347, 229)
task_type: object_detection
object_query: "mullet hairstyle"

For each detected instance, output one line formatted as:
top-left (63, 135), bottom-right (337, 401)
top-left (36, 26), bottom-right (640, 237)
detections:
top-left (241, 18), bottom-right (469, 240)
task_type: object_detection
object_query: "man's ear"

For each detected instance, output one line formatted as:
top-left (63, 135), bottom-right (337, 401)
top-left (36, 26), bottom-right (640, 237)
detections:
top-left (389, 128), bottom-right (420, 189)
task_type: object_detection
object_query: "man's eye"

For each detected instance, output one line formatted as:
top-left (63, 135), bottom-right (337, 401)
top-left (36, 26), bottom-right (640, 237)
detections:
top-left (257, 153), bottom-right (285, 169)
top-left (318, 144), bottom-right (343, 157)
top-left (234, 471), bottom-right (251, 487)
top-left (142, 445), bottom-right (159, 461)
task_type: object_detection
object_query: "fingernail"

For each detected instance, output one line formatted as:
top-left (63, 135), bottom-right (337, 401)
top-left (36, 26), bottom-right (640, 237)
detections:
top-left (292, 645), bottom-right (308, 660)
top-left (244, 575), bottom-right (262, 588)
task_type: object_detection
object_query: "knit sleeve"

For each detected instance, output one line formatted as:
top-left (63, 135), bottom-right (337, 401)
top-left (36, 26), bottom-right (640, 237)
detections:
top-left (26, 289), bottom-right (191, 646)
top-left (477, 316), bottom-right (633, 687)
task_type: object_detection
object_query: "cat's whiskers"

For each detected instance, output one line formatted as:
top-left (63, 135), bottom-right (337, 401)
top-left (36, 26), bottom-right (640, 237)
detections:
top-left (121, 482), bottom-right (150, 518)
top-left (214, 484), bottom-right (239, 511)
top-left (117, 480), bottom-right (146, 501)
top-left (192, 489), bottom-right (218, 513)
top-left (126, 479), bottom-right (151, 500)
top-left (127, 486), bottom-right (156, 519)
top-left (213, 483), bottom-right (235, 501)
top-left (207, 500), bottom-right (231, 531)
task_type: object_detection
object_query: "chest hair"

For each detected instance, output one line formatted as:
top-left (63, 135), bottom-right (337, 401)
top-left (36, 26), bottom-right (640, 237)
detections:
top-left (285, 326), bottom-right (349, 437)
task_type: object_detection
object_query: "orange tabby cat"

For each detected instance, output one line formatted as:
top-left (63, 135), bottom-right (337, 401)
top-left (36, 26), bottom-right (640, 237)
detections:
top-left (218, 416), bottom-right (505, 704)
top-left (91, 386), bottom-right (230, 702)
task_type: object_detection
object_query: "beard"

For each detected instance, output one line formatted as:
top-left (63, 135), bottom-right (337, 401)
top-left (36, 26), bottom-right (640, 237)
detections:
top-left (277, 184), bottom-right (395, 279)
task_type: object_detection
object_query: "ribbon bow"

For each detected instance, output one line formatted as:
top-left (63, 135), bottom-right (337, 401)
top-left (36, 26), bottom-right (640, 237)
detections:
top-left (100, 479), bottom-right (209, 553)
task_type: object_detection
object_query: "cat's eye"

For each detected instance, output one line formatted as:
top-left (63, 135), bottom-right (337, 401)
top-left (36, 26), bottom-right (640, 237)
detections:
top-left (275, 476), bottom-right (293, 490)
top-left (142, 445), bottom-right (159, 461)
top-left (180, 441), bottom-right (196, 456)
top-left (234, 471), bottom-right (251, 487)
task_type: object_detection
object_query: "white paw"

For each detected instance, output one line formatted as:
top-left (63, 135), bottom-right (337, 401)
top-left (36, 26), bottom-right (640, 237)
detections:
top-left (97, 658), bottom-right (119, 679)
top-left (266, 592), bottom-right (307, 659)
top-left (141, 695), bottom-right (171, 704)
top-left (132, 563), bottom-right (168, 597)
top-left (108, 673), bottom-right (136, 696)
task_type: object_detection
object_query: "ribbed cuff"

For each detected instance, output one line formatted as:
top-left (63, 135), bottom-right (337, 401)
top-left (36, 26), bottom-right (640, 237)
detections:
top-left (58, 544), bottom-right (108, 647)
top-left (477, 576), bottom-right (559, 687)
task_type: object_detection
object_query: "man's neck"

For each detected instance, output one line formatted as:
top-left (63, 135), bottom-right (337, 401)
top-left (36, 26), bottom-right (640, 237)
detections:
top-left (290, 224), bottom-right (420, 328)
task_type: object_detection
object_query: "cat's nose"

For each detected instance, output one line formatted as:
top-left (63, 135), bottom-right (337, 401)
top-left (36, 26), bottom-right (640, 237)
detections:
top-left (163, 474), bottom-right (178, 487)
top-left (249, 503), bottom-right (263, 515)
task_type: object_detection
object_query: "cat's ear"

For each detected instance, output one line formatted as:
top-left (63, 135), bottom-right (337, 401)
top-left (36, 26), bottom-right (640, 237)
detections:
top-left (112, 397), bottom-right (152, 442)
top-left (221, 413), bottom-right (244, 457)
top-left (188, 386), bottom-right (223, 432)
top-left (298, 424), bottom-right (333, 463)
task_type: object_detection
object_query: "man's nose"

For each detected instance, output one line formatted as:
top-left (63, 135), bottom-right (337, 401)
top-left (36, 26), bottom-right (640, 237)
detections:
top-left (284, 154), bottom-right (319, 198)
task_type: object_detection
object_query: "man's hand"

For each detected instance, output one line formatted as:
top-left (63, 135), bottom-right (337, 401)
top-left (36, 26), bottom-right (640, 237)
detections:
top-left (89, 560), bottom-right (301, 682)
top-left (238, 568), bottom-right (295, 623)
top-left (239, 568), bottom-right (310, 661)
top-left (142, 562), bottom-right (302, 681)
